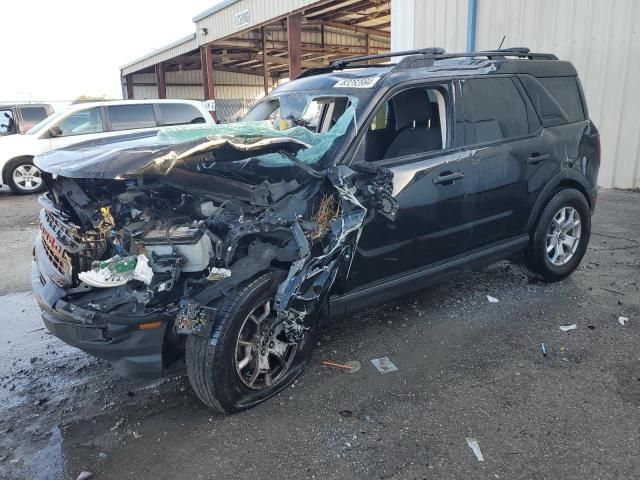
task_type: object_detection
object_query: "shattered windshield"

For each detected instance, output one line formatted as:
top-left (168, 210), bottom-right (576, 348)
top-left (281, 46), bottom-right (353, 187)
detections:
top-left (153, 94), bottom-right (359, 170)
top-left (36, 94), bottom-right (361, 180)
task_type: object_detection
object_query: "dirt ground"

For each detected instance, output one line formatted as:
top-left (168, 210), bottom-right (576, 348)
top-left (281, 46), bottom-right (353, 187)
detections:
top-left (0, 187), bottom-right (638, 480)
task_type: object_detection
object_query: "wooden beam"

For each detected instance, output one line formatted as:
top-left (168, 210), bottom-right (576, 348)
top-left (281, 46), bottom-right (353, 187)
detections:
top-left (287, 12), bottom-right (303, 79)
top-left (305, 19), bottom-right (390, 39)
top-left (261, 27), bottom-right (269, 95)
top-left (155, 62), bottom-right (166, 99)
top-left (257, 53), bottom-right (326, 69)
top-left (200, 45), bottom-right (215, 100)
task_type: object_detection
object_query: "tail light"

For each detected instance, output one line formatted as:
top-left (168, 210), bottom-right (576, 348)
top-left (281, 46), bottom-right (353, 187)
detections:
top-left (595, 132), bottom-right (601, 164)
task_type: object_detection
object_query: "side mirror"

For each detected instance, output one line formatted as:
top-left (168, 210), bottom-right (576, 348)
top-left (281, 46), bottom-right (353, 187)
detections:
top-left (48, 126), bottom-right (62, 138)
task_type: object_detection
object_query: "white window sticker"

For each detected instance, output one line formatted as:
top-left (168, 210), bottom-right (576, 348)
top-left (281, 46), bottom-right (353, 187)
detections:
top-left (334, 76), bottom-right (380, 88)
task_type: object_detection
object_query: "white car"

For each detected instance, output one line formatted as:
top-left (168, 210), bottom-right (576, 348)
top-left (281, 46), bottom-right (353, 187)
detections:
top-left (0, 99), bottom-right (214, 194)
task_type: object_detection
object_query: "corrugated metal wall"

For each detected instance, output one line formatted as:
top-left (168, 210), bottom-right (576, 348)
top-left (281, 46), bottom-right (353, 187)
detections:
top-left (474, 0), bottom-right (640, 189)
top-left (194, 0), bottom-right (320, 45)
top-left (122, 35), bottom-right (198, 76)
top-left (392, 0), bottom-right (640, 189)
top-left (392, 0), bottom-right (467, 51)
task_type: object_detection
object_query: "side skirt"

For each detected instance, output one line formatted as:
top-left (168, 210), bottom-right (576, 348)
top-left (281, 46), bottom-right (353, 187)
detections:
top-left (328, 235), bottom-right (529, 317)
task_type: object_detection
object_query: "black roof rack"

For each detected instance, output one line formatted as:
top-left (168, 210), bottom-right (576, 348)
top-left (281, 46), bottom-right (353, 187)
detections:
top-left (297, 47), bottom-right (558, 78)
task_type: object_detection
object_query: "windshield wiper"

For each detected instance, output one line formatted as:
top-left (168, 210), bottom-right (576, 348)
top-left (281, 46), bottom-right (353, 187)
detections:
top-left (278, 150), bottom-right (324, 179)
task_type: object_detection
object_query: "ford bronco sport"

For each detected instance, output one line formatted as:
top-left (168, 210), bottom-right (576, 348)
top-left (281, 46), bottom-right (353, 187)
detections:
top-left (32, 48), bottom-right (599, 413)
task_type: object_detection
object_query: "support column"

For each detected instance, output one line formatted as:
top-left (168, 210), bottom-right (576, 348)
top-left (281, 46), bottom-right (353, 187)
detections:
top-left (261, 27), bottom-right (269, 95)
top-left (365, 33), bottom-right (371, 64)
top-left (125, 74), bottom-right (134, 100)
top-left (200, 45), bottom-right (218, 122)
top-left (287, 13), bottom-right (303, 79)
top-left (155, 62), bottom-right (166, 99)
top-left (200, 45), bottom-right (215, 100)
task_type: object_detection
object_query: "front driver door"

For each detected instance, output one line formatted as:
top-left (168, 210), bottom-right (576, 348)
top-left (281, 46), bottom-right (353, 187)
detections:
top-left (346, 82), bottom-right (477, 289)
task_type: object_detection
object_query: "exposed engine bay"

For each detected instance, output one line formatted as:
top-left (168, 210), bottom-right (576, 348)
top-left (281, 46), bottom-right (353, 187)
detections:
top-left (36, 139), bottom-right (397, 346)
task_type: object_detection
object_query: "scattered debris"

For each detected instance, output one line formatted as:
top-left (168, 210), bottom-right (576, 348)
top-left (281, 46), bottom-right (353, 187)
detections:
top-left (344, 361), bottom-right (361, 374)
top-left (618, 316), bottom-right (629, 326)
top-left (559, 324), bottom-right (578, 332)
top-left (371, 357), bottom-right (398, 374)
top-left (339, 410), bottom-right (353, 418)
top-left (321, 360), bottom-right (360, 373)
top-left (76, 472), bottom-right (93, 480)
top-left (540, 343), bottom-right (547, 357)
top-left (466, 437), bottom-right (485, 462)
top-left (486, 295), bottom-right (499, 303)
top-left (132, 431), bottom-right (143, 439)
top-left (600, 286), bottom-right (625, 295)
top-left (207, 267), bottom-right (232, 281)
top-left (110, 418), bottom-right (125, 431)
top-left (588, 325), bottom-right (595, 330)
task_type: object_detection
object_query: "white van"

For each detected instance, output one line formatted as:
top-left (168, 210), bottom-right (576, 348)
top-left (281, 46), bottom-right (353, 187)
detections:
top-left (0, 99), bottom-right (214, 194)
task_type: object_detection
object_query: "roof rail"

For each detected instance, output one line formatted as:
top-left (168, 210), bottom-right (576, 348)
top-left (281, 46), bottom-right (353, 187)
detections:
top-left (330, 47), bottom-right (446, 69)
top-left (296, 47), bottom-right (558, 79)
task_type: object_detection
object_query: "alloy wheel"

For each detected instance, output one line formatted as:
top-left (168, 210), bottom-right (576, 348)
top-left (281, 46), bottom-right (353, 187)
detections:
top-left (12, 164), bottom-right (43, 191)
top-left (234, 299), bottom-right (297, 389)
top-left (546, 206), bottom-right (582, 266)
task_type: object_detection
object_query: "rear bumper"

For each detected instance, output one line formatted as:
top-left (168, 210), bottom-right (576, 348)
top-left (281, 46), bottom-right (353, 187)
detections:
top-left (31, 249), bottom-right (169, 379)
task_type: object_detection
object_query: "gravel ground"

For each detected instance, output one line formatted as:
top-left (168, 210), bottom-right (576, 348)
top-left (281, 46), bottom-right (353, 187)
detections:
top-left (0, 187), bottom-right (638, 480)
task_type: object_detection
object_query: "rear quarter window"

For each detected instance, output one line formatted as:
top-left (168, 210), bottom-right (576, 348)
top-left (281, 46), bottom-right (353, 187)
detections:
top-left (539, 77), bottom-right (586, 123)
top-left (520, 75), bottom-right (586, 126)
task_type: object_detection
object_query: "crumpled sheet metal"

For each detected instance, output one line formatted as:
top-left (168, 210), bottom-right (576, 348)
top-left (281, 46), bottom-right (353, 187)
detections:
top-left (274, 165), bottom-right (368, 341)
top-left (35, 102), bottom-right (357, 179)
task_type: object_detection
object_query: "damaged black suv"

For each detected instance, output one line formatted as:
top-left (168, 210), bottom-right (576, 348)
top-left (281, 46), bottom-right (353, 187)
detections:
top-left (32, 48), bottom-right (599, 413)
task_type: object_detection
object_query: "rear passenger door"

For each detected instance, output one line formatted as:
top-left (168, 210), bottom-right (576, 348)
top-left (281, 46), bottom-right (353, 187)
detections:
top-left (457, 76), bottom-right (544, 247)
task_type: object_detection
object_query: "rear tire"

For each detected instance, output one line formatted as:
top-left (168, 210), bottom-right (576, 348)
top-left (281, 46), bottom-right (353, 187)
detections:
top-left (6, 157), bottom-right (46, 195)
top-left (186, 270), bottom-right (316, 413)
top-left (525, 188), bottom-right (591, 282)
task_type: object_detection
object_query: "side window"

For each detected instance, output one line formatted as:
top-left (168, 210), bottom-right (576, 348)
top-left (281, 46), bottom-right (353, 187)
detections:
top-left (159, 103), bottom-right (205, 126)
top-left (539, 77), bottom-right (585, 123)
top-left (369, 102), bottom-right (389, 131)
top-left (364, 86), bottom-right (447, 162)
top-left (19, 106), bottom-right (49, 132)
top-left (0, 109), bottom-right (16, 135)
top-left (108, 104), bottom-right (157, 131)
top-left (55, 108), bottom-right (105, 137)
top-left (461, 77), bottom-right (529, 145)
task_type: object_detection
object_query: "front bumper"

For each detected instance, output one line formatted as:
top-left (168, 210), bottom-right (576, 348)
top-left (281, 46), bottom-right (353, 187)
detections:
top-left (31, 240), bottom-right (169, 378)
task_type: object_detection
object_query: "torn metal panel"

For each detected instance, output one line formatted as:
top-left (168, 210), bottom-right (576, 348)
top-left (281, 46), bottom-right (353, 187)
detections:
top-left (31, 90), bottom-right (396, 374)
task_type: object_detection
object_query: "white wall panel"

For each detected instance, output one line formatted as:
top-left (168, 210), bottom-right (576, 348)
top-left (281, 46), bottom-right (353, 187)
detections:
top-left (195, 0), bottom-right (320, 45)
top-left (475, 0), bottom-right (640, 189)
top-left (392, 0), bottom-right (467, 52)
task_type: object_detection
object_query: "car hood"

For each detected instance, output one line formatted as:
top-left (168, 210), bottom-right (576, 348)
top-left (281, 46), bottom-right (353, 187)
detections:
top-left (34, 107), bottom-right (356, 180)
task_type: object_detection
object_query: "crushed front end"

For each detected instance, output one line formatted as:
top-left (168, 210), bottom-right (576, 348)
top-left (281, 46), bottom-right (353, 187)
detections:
top-left (31, 93), bottom-right (397, 381)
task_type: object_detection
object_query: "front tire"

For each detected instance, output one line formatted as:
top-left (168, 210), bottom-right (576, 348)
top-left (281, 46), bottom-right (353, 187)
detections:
top-left (525, 188), bottom-right (591, 282)
top-left (186, 270), bottom-right (316, 413)
top-left (6, 157), bottom-right (45, 195)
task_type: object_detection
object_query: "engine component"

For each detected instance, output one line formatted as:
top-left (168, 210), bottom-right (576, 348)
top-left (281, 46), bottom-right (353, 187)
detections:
top-left (143, 225), bottom-right (214, 273)
top-left (78, 254), bottom-right (153, 288)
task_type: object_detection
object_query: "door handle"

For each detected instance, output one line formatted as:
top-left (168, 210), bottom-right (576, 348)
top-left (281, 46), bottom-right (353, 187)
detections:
top-left (433, 171), bottom-right (464, 185)
top-left (526, 153), bottom-right (550, 165)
